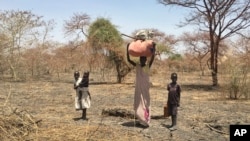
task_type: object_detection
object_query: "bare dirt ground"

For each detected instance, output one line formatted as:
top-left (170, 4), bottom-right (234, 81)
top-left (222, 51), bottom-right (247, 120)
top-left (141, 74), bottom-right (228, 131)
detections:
top-left (0, 71), bottom-right (250, 141)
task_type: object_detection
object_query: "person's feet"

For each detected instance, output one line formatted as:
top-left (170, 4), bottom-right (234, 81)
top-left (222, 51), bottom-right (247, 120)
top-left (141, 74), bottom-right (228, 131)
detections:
top-left (166, 124), bottom-right (173, 128)
top-left (82, 117), bottom-right (88, 120)
top-left (168, 125), bottom-right (177, 131)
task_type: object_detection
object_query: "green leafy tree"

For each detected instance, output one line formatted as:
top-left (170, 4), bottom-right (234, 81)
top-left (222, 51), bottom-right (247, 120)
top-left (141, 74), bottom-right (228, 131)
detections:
top-left (181, 32), bottom-right (210, 75)
top-left (169, 53), bottom-right (183, 61)
top-left (88, 18), bottom-right (131, 83)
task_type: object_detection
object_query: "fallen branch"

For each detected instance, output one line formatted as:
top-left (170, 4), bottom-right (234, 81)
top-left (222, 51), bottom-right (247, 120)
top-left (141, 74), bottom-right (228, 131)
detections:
top-left (205, 123), bottom-right (229, 135)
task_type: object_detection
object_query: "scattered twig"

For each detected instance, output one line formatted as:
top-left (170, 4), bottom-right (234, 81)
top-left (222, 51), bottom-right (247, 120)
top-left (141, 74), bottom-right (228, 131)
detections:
top-left (35, 119), bottom-right (42, 124)
top-left (4, 84), bottom-right (11, 106)
top-left (205, 123), bottom-right (229, 135)
top-left (0, 107), bottom-right (40, 140)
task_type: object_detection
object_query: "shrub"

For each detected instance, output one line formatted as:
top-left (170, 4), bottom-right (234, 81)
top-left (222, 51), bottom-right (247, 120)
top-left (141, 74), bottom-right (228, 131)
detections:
top-left (224, 59), bottom-right (250, 99)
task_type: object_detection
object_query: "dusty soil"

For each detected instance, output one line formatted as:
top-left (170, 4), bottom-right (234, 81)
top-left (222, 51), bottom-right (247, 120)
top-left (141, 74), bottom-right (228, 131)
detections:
top-left (0, 71), bottom-right (249, 141)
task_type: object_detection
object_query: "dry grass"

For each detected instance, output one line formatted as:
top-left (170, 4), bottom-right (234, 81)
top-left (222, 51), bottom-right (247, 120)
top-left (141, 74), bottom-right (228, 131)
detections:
top-left (0, 106), bottom-right (40, 141)
top-left (0, 71), bottom-right (250, 141)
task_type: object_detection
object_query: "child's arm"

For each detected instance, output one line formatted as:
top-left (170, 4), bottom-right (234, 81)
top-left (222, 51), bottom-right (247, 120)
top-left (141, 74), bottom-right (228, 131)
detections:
top-left (126, 43), bottom-right (136, 66)
top-left (74, 78), bottom-right (82, 89)
top-left (177, 85), bottom-right (181, 107)
top-left (88, 91), bottom-right (91, 100)
top-left (74, 83), bottom-right (77, 89)
top-left (74, 79), bottom-right (79, 89)
top-left (166, 84), bottom-right (170, 105)
top-left (149, 42), bottom-right (156, 68)
top-left (167, 84), bottom-right (170, 91)
top-left (149, 54), bottom-right (155, 68)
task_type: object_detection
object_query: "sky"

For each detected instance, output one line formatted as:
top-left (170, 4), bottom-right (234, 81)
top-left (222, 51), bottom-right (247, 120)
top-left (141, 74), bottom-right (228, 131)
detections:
top-left (0, 0), bottom-right (193, 45)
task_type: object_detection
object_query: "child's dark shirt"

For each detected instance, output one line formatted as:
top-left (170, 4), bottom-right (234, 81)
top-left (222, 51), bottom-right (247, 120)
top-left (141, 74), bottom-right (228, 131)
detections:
top-left (167, 82), bottom-right (181, 105)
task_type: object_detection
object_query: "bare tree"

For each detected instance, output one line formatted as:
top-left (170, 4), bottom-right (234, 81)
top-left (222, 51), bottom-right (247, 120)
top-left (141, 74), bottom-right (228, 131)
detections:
top-left (0, 33), bottom-right (9, 77)
top-left (181, 32), bottom-right (210, 75)
top-left (64, 13), bottom-right (95, 71)
top-left (223, 35), bottom-right (250, 99)
top-left (29, 20), bottom-right (55, 77)
top-left (0, 10), bottom-right (44, 80)
top-left (152, 29), bottom-right (177, 59)
top-left (182, 53), bottom-right (200, 72)
top-left (158, 0), bottom-right (250, 86)
top-left (64, 12), bottom-right (90, 40)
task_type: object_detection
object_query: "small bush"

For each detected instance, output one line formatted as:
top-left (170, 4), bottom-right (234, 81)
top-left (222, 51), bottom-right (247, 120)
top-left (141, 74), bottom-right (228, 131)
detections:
top-left (223, 59), bottom-right (250, 99)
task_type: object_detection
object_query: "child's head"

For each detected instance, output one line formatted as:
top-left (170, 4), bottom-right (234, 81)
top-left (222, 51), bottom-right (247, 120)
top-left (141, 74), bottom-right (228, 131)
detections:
top-left (74, 71), bottom-right (80, 80)
top-left (171, 73), bottom-right (178, 82)
top-left (83, 71), bottom-right (89, 78)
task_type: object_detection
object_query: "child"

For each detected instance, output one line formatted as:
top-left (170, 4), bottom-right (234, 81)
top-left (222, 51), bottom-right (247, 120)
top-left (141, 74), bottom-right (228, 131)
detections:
top-left (167, 73), bottom-right (181, 131)
top-left (74, 71), bottom-right (91, 120)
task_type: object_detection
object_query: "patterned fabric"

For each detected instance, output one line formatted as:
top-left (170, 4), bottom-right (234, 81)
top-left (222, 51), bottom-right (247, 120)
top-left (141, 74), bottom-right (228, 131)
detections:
top-left (134, 64), bottom-right (151, 126)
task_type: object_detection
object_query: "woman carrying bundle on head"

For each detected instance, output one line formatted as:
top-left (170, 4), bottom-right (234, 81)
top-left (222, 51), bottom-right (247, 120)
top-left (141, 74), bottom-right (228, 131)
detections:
top-left (126, 32), bottom-right (156, 127)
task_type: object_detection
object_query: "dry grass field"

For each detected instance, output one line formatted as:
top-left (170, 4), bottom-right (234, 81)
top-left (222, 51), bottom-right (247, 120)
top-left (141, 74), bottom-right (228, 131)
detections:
top-left (0, 69), bottom-right (250, 141)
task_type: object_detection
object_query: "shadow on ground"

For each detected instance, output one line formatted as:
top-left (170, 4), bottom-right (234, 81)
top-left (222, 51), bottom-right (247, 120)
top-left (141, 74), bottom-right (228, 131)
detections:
top-left (121, 121), bottom-right (149, 129)
top-left (181, 84), bottom-right (217, 91)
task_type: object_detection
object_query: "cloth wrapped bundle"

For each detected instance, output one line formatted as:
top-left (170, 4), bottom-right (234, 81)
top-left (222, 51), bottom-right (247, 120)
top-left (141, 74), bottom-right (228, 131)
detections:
top-left (128, 40), bottom-right (155, 57)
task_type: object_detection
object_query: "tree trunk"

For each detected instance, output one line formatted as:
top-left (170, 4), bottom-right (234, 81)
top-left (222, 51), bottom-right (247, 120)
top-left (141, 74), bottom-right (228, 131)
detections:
top-left (211, 70), bottom-right (217, 86)
top-left (7, 59), bottom-right (17, 81)
top-left (113, 55), bottom-right (131, 83)
top-left (210, 32), bottom-right (218, 86)
top-left (211, 40), bottom-right (220, 86)
top-left (115, 60), bottom-right (122, 83)
top-left (199, 60), bottom-right (204, 76)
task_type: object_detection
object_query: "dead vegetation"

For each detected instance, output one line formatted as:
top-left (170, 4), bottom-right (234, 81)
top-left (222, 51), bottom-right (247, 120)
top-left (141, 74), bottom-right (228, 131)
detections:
top-left (0, 71), bottom-right (249, 141)
top-left (0, 106), bottom-right (41, 141)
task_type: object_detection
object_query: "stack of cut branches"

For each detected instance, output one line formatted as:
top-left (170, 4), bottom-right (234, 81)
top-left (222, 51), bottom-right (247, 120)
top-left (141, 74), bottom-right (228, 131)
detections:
top-left (0, 106), bottom-right (41, 141)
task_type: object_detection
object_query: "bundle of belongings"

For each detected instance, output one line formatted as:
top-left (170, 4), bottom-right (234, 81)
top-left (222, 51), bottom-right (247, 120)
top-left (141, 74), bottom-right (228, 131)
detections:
top-left (128, 30), bottom-right (156, 57)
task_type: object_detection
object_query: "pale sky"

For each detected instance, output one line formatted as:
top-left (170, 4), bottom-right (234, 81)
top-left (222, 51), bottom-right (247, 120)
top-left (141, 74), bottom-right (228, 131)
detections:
top-left (0, 0), bottom-right (193, 43)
